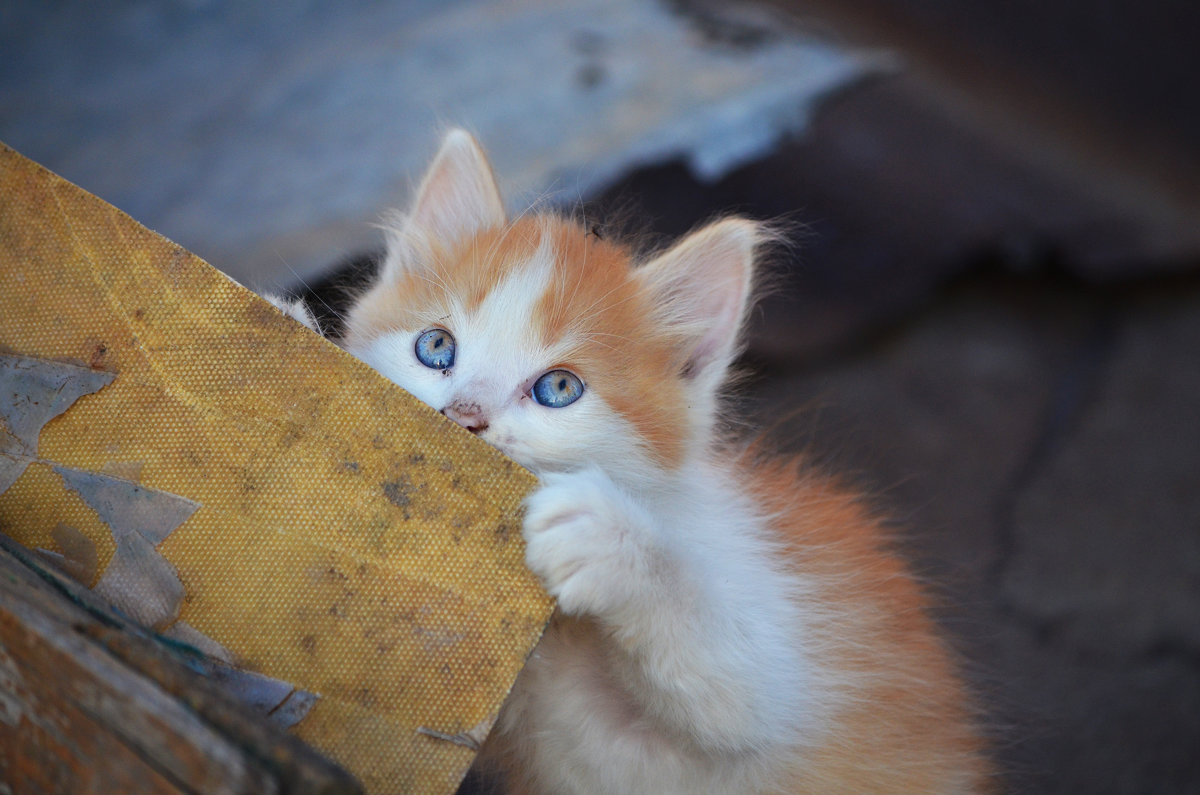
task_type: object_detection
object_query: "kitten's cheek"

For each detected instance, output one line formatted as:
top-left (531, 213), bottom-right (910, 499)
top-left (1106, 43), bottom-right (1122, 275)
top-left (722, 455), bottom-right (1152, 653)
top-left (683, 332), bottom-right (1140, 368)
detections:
top-left (481, 432), bottom-right (532, 468)
top-left (479, 432), bottom-right (510, 455)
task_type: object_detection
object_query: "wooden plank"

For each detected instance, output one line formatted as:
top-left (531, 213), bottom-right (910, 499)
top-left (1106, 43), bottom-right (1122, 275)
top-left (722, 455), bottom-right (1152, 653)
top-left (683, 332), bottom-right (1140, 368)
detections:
top-left (0, 535), bottom-right (360, 795)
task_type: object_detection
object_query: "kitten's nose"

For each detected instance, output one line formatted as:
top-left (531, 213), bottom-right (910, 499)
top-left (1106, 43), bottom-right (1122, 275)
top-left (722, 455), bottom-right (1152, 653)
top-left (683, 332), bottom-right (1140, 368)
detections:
top-left (442, 400), bottom-right (489, 434)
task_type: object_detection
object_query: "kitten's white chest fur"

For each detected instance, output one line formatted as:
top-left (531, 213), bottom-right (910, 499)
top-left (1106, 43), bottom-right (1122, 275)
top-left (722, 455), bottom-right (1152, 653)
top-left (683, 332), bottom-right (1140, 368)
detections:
top-left (498, 463), bottom-right (825, 793)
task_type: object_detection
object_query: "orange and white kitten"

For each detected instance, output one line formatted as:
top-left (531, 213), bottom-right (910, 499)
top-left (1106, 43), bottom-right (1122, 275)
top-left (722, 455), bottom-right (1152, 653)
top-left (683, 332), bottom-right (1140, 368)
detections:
top-left (297, 130), bottom-right (988, 793)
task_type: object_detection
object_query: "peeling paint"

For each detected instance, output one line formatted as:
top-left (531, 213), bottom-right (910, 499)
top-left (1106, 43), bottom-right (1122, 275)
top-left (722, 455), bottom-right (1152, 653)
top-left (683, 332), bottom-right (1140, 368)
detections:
top-left (92, 532), bottom-right (186, 631)
top-left (54, 466), bottom-right (199, 545)
top-left (161, 621), bottom-right (235, 664)
top-left (37, 466), bottom-right (199, 631)
top-left (415, 714), bottom-right (495, 752)
top-left (208, 663), bottom-right (297, 714)
top-left (0, 354), bottom-right (114, 494)
top-left (0, 354), bottom-right (114, 457)
top-left (268, 689), bottom-right (320, 729)
top-left (0, 351), bottom-right (318, 730)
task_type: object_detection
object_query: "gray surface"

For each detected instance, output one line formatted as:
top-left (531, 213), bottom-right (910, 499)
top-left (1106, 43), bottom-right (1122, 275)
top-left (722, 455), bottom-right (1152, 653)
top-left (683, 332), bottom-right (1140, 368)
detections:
top-left (0, 0), bottom-right (876, 288)
top-left (1005, 294), bottom-right (1200, 656)
top-left (55, 466), bottom-right (200, 546)
top-left (0, 355), bottom-right (116, 492)
top-left (0, 355), bottom-right (116, 458)
top-left (745, 275), bottom-right (1200, 792)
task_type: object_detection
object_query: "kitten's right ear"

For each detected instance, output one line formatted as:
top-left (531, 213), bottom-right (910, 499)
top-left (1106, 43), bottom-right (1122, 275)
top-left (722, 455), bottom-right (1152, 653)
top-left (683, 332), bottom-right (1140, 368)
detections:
top-left (636, 218), bottom-right (764, 392)
top-left (383, 129), bottom-right (505, 278)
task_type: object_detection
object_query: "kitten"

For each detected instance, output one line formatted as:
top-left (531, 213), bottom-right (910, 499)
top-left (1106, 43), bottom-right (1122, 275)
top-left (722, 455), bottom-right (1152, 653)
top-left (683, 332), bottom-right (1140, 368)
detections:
top-left (291, 130), bottom-right (989, 793)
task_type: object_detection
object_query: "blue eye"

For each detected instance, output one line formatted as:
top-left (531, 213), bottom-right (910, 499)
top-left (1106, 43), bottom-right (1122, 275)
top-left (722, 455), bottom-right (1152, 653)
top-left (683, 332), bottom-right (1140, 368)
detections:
top-left (532, 369), bottom-right (584, 408)
top-left (415, 328), bottom-right (455, 370)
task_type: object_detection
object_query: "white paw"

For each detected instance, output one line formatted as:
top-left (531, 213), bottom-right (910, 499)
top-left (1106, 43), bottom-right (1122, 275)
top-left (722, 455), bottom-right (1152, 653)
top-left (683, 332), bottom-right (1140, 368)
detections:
top-left (262, 293), bottom-right (322, 333)
top-left (522, 468), bottom-right (655, 617)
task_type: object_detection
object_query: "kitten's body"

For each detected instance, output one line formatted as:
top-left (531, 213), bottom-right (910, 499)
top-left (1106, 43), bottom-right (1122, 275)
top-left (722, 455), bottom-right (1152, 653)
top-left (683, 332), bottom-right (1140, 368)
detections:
top-left (291, 131), bottom-right (987, 793)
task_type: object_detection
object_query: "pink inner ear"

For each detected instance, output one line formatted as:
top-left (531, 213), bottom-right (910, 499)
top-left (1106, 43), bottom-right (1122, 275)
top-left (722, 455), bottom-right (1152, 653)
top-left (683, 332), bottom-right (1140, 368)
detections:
top-left (410, 130), bottom-right (505, 246)
top-left (639, 218), bottom-right (758, 382)
top-left (685, 280), bottom-right (746, 379)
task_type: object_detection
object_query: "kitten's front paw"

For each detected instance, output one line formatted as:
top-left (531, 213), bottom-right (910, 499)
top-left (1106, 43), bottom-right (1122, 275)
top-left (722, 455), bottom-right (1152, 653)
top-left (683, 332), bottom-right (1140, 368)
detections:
top-left (523, 468), bottom-right (655, 617)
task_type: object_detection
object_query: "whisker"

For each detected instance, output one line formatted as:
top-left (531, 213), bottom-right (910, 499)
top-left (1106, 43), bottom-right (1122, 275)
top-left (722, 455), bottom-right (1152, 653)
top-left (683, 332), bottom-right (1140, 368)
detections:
top-left (270, 253), bottom-right (348, 325)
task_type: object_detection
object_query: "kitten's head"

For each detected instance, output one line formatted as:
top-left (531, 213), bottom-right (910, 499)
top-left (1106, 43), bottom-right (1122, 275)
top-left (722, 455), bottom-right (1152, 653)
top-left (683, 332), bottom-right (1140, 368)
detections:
top-left (343, 130), bottom-right (768, 481)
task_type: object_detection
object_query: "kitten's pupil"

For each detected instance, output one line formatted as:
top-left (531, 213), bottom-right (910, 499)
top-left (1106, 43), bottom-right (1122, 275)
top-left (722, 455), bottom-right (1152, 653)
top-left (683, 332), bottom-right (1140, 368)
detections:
top-left (415, 328), bottom-right (455, 370)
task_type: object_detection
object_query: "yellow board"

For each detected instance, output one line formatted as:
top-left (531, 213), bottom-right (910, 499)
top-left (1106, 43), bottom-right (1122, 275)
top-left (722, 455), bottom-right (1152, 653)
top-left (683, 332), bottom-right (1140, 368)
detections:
top-left (0, 142), bottom-right (552, 793)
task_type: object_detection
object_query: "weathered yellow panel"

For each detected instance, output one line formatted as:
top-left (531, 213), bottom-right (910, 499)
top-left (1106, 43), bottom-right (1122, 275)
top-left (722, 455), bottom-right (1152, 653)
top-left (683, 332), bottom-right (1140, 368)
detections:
top-left (0, 142), bottom-right (552, 793)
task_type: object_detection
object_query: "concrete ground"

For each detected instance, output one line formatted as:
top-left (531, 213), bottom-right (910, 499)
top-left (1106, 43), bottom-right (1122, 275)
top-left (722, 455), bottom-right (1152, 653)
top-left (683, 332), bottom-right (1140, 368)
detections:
top-left (3, 1), bottom-right (1197, 791)
top-left (742, 270), bottom-right (1200, 792)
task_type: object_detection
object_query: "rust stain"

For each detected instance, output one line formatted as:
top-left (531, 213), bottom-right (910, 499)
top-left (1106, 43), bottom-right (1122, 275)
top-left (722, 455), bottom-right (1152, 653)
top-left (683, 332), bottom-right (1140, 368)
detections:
top-left (87, 340), bottom-right (109, 369)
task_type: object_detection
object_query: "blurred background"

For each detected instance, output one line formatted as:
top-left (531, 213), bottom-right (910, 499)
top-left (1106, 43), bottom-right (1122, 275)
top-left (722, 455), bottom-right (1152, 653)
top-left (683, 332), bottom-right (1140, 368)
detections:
top-left (3, 1), bottom-right (1198, 791)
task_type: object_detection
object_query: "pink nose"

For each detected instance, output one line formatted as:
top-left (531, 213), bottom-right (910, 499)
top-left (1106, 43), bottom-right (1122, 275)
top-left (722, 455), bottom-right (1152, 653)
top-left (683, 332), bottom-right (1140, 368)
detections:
top-left (442, 400), bottom-right (489, 434)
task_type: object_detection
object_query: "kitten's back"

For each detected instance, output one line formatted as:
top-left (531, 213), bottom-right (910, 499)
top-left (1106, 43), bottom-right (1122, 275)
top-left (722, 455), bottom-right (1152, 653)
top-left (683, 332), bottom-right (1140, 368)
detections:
top-left (747, 452), bottom-right (990, 792)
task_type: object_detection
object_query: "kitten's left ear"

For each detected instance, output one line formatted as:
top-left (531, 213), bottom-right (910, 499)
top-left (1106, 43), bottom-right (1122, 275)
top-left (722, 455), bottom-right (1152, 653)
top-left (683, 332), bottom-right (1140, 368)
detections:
top-left (410, 129), bottom-right (505, 243)
top-left (636, 218), bottom-right (764, 388)
top-left (383, 129), bottom-right (506, 280)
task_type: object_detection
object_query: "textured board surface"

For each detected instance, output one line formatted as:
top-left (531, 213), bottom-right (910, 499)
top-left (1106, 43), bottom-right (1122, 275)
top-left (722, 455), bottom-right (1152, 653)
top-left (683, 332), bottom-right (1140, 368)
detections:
top-left (0, 142), bottom-right (553, 794)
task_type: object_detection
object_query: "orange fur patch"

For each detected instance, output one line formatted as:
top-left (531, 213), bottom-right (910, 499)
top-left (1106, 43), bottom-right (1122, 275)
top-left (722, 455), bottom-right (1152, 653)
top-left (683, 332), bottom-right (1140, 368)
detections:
top-left (350, 215), bottom-right (693, 466)
top-left (742, 450), bottom-right (992, 792)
